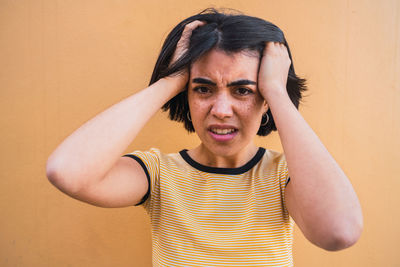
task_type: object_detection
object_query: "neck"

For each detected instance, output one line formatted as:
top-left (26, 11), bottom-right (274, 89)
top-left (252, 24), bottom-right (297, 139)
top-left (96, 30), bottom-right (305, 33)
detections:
top-left (187, 143), bottom-right (259, 168)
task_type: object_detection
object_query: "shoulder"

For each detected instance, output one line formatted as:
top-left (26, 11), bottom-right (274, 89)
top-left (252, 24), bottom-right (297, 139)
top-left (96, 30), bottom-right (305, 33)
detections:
top-left (260, 148), bottom-right (287, 167)
top-left (125, 148), bottom-right (187, 168)
top-left (256, 148), bottom-right (289, 185)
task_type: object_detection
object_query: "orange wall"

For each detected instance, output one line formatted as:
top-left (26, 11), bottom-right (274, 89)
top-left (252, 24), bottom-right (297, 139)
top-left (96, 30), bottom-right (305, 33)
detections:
top-left (1, 0), bottom-right (399, 266)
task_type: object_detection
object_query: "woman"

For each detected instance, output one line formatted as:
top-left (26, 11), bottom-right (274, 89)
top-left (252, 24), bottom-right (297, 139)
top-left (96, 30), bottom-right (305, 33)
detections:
top-left (46, 9), bottom-right (363, 266)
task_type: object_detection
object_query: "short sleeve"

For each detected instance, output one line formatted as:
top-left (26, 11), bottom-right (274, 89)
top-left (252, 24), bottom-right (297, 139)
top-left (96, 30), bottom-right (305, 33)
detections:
top-left (276, 153), bottom-right (291, 214)
top-left (278, 154), bottom-right (290, 188)
top-left (122, 148), bottom-right (160, 208)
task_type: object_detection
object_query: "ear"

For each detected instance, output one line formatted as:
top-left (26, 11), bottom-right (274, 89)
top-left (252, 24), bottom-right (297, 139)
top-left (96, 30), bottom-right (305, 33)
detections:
top-left (262, 100), bottom-right (269, 114)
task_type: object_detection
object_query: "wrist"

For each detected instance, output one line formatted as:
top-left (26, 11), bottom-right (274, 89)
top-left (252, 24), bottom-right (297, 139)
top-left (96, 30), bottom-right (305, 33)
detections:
top-left (261, 85), bottom-right (289, 102)
top-left (159, 74), bottom-right (188, 97)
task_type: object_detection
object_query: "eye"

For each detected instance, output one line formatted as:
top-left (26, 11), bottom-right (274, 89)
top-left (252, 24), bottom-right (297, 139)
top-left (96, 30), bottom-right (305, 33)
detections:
top-left (235, 87), bottom-right (253, 96)
top-left (194, 86), bottom-right (211, 94)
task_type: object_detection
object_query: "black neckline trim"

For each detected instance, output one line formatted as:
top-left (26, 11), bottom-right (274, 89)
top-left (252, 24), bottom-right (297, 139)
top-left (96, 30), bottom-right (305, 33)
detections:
top-left (179, 147), bottom-right (266, 175)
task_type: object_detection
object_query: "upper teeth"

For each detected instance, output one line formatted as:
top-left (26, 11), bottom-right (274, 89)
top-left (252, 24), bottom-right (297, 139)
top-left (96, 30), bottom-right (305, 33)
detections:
top-left (211, 128), bottom-right (235, 135)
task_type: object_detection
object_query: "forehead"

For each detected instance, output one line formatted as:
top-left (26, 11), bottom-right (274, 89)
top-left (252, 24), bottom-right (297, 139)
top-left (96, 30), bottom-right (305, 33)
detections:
top-left (190, 49), bottom-right (260, 81)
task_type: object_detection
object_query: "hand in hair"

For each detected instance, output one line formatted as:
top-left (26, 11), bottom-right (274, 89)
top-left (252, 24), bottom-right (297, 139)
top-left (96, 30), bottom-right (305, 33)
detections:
top-left (170, 20), bottom-right (206, 66)
top-left (165, 20), bottom-right (206, 93)
top-left (258, 42), bottom-right (291, 100)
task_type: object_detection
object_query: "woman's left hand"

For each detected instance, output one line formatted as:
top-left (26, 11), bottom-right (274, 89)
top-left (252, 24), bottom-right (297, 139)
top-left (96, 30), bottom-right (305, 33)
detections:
top-left (258, 42), bottom-right (291, 100)
top-left (260, 42), bottom-right (363, 251)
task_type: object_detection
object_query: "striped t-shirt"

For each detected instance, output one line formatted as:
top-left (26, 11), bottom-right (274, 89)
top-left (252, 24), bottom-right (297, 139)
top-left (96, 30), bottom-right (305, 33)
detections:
top-left (124, 147), bottom-right (294, 266)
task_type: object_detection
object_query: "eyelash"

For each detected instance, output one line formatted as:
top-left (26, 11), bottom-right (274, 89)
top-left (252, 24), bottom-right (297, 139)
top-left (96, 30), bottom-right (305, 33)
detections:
top-left (235, 87), bottom-right (254, 95)
top-left (193, 86), bottom-right (254, 96)
top-left (193, 86), bottom-right (210, 94)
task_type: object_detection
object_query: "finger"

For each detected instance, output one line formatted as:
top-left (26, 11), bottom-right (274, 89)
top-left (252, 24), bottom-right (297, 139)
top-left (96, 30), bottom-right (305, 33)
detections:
top-left (179, 20), bottom-right (206, 46)
top-left (182, 20), bottom-right (206, 36)
top-left (265, 41), bottom-right (284, 46)
top-left (263, 42), bottom-right (287, 56)
top-left (185, 20), bottom-right (206, 30)
top-left (277, 43), bottom-right (289, 57)
top-left (171, 20), bottom-right (206, 66)
top-left (263, 42), bottom-right (278, 56)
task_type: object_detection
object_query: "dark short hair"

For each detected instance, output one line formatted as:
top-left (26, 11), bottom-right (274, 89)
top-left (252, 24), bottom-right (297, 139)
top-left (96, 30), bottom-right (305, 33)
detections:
top-left (149, 8), bottom-right (307, 136)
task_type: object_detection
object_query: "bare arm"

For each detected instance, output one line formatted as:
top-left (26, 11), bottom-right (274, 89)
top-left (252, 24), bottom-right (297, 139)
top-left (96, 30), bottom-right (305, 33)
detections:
top-left (259, 42), bottom-right (363, 250)
top-left (46, 76), bottom-right (184, 207)
top-left (46, 20), bottom-right (206, 207)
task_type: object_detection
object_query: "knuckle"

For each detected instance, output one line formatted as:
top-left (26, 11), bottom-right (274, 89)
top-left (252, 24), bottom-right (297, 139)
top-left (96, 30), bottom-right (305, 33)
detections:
top-left (185, 24), bottom-right (195, 30)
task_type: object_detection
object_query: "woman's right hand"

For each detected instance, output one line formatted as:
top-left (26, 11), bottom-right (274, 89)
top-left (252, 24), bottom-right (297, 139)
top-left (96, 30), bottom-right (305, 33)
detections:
top-left (46, 20), bottom-right (207, 209)
top-left (168, 20), bottom-right (206, 90)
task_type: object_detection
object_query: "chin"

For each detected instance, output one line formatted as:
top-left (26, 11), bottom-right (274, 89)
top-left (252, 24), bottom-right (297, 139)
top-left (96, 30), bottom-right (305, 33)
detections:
top-left (202, 140), bottom-right (245, 157)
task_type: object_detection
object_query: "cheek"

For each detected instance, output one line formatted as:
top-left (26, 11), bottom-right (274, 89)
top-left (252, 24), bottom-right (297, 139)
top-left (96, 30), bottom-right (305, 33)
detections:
top-left (189, 97), bottom-right (203, 113)
top-left (244, 97), bottom-right (263, 115)
top-left (240, 99), bottom-right (264, 128)
top-left (188, 97), bottom-right (209, 126)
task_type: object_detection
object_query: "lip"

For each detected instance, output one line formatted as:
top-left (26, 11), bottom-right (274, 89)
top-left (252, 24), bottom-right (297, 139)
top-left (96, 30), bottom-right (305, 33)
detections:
top-left (207, 124), bottom-right (238, 142)
top-left (207, 124), bottom-right (238, 130)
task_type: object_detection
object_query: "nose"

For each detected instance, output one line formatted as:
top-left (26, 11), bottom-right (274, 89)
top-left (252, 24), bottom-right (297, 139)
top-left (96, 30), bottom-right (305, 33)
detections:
top-left (210, 92), bottom-right (233, 120)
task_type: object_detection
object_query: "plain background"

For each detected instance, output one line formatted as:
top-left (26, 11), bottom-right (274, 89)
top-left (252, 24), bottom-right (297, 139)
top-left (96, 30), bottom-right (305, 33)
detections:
top-left (1, 0), bottom-right (399, 266)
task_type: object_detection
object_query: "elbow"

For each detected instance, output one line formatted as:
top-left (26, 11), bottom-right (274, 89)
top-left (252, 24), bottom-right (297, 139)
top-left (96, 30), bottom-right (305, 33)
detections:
top-left (46, 157), bottom-right (82, 195)
top-left (46, 156), bottom-right (60, 185)
top-left (320, 230), bottom-right (362, 251)
top-left (316, 218), bottom-right (364, 251)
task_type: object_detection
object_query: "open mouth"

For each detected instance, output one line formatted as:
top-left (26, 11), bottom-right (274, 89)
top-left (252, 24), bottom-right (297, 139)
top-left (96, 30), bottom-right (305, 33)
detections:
top-left (209, 128), bottom-right (238, 135)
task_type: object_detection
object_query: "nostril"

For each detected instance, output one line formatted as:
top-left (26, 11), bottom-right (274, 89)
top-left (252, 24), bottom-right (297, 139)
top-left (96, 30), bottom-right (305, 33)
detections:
top-left (210, 93), bottom-right (234, 118)
top-left (211, 106), bottom-right (233, 119)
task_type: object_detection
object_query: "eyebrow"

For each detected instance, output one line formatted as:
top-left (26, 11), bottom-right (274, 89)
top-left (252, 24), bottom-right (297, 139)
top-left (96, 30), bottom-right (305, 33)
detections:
top-left (227, 79), bottom-right (256, 87)
top-left (192, 78), bottom-right (256, 87)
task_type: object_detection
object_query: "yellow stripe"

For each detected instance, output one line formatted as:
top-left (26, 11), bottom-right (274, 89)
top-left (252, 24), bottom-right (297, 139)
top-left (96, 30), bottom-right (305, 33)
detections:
top-left (128, 148), bottom-right (294, 266)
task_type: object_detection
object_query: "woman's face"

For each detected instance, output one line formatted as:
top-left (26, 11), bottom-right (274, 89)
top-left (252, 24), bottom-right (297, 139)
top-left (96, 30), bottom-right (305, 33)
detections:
top-left (188, 48), bottom-right (269, 157)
